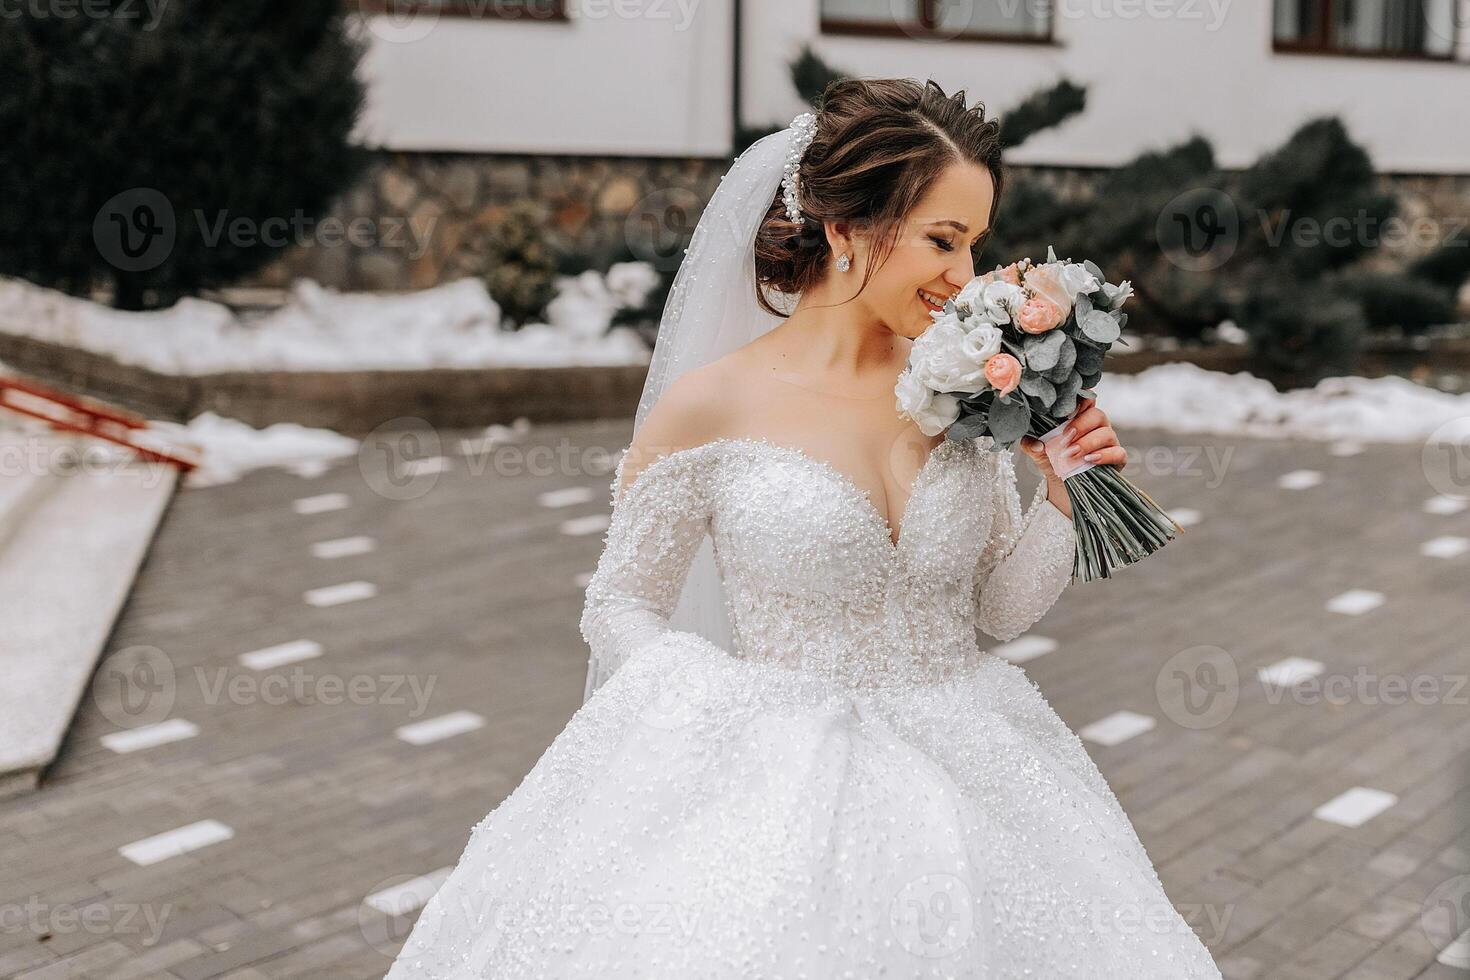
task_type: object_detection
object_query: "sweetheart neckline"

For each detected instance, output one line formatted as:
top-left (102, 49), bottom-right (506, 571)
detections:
top-left (625, 434), bottom-right (971, 555)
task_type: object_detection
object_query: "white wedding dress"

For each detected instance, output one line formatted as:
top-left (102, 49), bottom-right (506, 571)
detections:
top-left (384, 433), bottom-right (1224, 979)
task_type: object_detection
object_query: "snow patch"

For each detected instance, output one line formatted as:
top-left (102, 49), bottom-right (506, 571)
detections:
top-left (145, 413), bottom-right (359, 488)
top-left (1095, 362), bottom-right (1470, 445)
top-left (0, 270), bottom-right (653, 373)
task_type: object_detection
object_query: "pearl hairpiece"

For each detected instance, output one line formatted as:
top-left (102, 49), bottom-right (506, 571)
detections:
top-left (781, 111), bottom-right (819, 223)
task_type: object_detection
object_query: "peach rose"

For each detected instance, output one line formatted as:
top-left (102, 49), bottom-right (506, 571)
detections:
top-left (1023, 265), bottom-right (1071, 311)
top-left (1015, 296), bottom-right (1065, 335)
top-left (983, 352), bottom-right (1023, 397)
top-left (999, 262), bottom-right (1023, 287)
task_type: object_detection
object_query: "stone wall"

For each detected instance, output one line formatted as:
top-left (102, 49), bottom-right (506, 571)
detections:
top-left (246, 149), bottom-right (1470, 292)
top-left (249, 151), bottom-right (730, 292)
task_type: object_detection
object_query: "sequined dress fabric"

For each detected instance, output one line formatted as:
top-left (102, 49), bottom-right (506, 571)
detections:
top-left (385, 435), bottom-right (1223, 979)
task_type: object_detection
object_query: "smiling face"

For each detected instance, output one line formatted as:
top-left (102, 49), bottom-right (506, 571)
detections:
top-left (843, 161), bottom-right (995, 340)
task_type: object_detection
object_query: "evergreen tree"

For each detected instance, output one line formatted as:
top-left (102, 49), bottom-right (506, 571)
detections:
top-left (0, 0), bottom-right (368, 309)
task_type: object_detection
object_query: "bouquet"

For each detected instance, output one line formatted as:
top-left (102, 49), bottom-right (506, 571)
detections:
top-left (894, 246), bottom-right (1183, 582)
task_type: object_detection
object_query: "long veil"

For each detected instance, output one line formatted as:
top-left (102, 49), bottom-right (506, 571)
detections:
top-left (581, 121), bottom-right (804, 702)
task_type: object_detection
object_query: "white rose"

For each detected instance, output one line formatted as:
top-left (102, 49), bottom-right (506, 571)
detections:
top-left (979, 281), bottom-right (1026, 324)
top-left (908, 320), bottom-right (988, 394)
top-left (1109, 279), bottom-right (1134, 308)
top-left (960, 320), bottom-right (1003, 364)
top-left (895, 368), bottom-right (931, 416)
top-left (914, 392), bottom-right (960, 436)
top-left (1059, 262), bottom-right (1101, 301)
top-left (956, 275), bottom-right (987, 311)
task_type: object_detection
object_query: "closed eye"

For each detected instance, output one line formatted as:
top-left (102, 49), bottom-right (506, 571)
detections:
top-left (930, 236), bottom-right (955, 252)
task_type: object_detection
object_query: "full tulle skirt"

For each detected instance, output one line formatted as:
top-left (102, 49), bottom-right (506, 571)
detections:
top-left (384, 637), bottom-right (1223, 979)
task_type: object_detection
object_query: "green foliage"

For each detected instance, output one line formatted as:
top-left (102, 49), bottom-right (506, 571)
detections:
top-left (0, 0), bottom-right (368, 310)
top-left (792, 44), bottom-right (849, 108)
top-left (484, 202), bottom-right (558, 328)
top-left (1340, 271), bottom-right (1457, 333)
top-left (1408, 225), bottom-right (1470, 290)
top-left (1235, 275), bottom-right (1367, 386)
top-left (997, 79), bottom-right (1086, 150)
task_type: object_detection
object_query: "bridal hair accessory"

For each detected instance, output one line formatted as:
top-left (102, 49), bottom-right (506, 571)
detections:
top-left (781, 111), bottom-right (820, 223)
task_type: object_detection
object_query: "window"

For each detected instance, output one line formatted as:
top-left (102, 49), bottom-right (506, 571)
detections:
top-left (820, 0), bottom-right (1053, 43)
top-left (351, 0), bottom-right (567, 22)
top-left (1273, 0), bottom-right (1459, 60)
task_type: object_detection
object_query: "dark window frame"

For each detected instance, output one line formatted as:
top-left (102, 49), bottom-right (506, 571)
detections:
top-left (820, 0), bottom-right (1056, 46)
top-left (1272, 0), bottom-right (1461, 63)
top-left (350, 0), bottom-right (569, 23)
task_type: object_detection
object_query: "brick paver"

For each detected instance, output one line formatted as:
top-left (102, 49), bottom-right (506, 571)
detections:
top-left (2, 419), bottom-right (1465, 979)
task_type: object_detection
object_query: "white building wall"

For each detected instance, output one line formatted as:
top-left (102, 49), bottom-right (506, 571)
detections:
top-left (355, 4), bottom-right (731, 157)
top-left (356, 1), bottom-right (1470, 174)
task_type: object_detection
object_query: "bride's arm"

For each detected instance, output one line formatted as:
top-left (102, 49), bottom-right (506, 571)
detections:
top-left (578, 377), bottom-right (727, 699)
top-left (972, 445), bottom-right (1077, 644)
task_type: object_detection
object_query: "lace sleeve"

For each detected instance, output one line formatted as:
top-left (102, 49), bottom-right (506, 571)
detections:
top-left (578, 445), bottom-right (727, 700)
top-left (973, 445), bottom-right (1077, 644)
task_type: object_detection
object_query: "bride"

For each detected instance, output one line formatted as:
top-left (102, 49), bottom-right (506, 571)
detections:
top-left (385, 78), bottom-right (1223, 979)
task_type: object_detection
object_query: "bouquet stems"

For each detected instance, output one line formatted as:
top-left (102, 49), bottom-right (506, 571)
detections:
top-left (1030, 411), bottom-right (1185, 582)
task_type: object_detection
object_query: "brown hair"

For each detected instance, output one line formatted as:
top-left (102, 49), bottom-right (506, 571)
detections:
top-left (753, 78), bottom-right (1005, 317)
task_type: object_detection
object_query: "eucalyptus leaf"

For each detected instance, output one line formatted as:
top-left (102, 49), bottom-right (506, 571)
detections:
top-left (1074, 342), bottom-right (1105, 375)
top-left (1044, 334), bottom-right (1077, 382)
top-left (1083, 259), bottom-right (1104, 282)
top-left (1023, 330), bottom-right (1064, 371)
top-left (1079, 309), bottom-right (1121, 344)
top-left (1079, 370), bottom-right (1101, 389)
top-left (987, 392), bottom-right (1031, 443)
top-left (1019, 374), bottom-right (1056, 405)
top-left (947, 412), bottom-right (989, 441)
top-left (1074, 291), bottom-right (1093, 321)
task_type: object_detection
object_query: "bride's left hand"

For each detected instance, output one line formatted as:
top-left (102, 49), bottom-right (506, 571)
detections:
top-left (1019, 397), bottom-right (1126, 480)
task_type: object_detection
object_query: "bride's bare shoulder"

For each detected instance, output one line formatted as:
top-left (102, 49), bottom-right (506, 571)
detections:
top-left (619, 355), bottom-right (750, 489)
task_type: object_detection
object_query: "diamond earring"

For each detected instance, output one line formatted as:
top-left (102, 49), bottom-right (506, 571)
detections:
top-left (836, 254), bottom-right (851, 273)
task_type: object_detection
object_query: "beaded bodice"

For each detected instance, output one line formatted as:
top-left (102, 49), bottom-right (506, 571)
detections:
top-left (580, 435), bottom-right (1077, 695)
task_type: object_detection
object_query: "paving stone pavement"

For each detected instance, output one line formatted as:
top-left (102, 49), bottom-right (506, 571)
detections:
top-left (2, 419), bottom-right (1467, 980)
